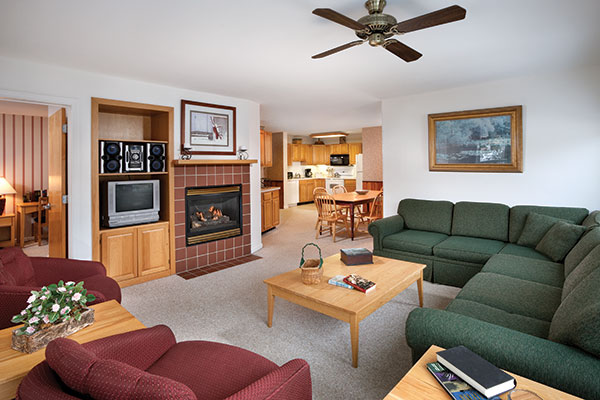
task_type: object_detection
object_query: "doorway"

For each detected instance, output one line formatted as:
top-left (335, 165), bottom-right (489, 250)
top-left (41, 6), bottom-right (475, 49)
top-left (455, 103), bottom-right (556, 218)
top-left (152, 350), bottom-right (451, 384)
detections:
top-left (0, 99), bottom-right (68, 257)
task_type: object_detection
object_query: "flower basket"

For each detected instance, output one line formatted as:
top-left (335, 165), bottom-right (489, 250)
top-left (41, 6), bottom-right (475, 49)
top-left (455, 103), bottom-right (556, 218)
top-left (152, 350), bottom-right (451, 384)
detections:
top-left (299, 243), bottom-right (324, 285)
top-left (11, 307), bottom-right (95, 354)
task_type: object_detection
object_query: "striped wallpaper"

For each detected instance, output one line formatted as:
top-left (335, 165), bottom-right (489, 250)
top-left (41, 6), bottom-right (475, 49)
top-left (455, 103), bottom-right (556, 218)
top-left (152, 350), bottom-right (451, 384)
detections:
top-left (0, 114), bottom-right (49, 215)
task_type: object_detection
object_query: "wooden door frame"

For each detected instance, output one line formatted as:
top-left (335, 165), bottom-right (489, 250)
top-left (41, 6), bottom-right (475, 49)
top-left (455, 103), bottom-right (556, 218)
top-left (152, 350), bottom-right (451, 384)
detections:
top-left (0, 89), bottom-right (78, 258)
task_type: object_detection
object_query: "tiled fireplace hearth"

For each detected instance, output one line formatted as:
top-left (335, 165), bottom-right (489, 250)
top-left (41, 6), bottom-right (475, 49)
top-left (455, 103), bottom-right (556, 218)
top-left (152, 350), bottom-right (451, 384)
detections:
top-left (174, 164), bottom-right (251, 273)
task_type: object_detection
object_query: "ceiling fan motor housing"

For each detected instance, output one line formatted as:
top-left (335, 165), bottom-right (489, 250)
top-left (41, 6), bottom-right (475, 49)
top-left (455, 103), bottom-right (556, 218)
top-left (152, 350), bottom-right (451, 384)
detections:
top-left (365, 0), bottom-right (386, 14)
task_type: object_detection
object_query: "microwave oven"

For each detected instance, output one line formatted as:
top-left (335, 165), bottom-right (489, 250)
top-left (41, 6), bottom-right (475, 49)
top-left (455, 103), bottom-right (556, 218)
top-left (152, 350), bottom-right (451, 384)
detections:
top-left (330, 154), bottom-right (349, 166)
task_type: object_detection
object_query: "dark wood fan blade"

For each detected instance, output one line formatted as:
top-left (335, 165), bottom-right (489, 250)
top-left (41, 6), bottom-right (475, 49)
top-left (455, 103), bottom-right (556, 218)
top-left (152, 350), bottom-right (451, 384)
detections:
top-left (392, 5), bottom-right (466, 34)
top-left (312, 40), bottom-right (365, 59)
top-left (313, 8), bottom-right (368, 31)
top-left (382, 40), bottom-right (422, 62)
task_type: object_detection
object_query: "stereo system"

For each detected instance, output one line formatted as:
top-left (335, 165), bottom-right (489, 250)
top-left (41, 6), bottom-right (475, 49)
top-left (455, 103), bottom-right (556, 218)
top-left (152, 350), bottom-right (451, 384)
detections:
top-left (100, 141), bottom-right (166, 173)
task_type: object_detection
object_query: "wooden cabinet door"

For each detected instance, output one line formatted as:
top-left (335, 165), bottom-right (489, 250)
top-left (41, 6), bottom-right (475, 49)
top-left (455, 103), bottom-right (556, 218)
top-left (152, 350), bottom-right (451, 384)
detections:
top-left (298, 180), bottom-right (308, 202)
top-left (260, 130), bottom-right (265, 166)
top-left (137, 223), bottom-right (170, 277)
top-left (344, 179), bottom-right (356, 192)
top-left (314, 178), bottom-right (325, 188)
top-left (349, 143), bottom-right (362, 165)
top-left (262, 193), bottom-right (273, 231)
top-left (287, 144), bottom-right (292, 166)
top-left (303, 144), bottom-right (313, 164)
top-left (292, 144), bottom-right (302, 162)
top-left (264, 131), bottom-right (273, 167)
top-left (313, 145), bottom-right (327, 165)
top-left (101, 228), bottom-right (137, 282)
top-left (272, 191), bottom-right (280, 226)
top-left (307, 180), bottom-right (316, 201)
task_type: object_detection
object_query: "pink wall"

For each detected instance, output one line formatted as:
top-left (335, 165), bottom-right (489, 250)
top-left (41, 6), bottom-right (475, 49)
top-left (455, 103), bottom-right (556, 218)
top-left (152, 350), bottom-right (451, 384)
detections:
top-left (362, 126), bottom-right (382, 181)
top-left (0, 114), bottom-right (49, 214)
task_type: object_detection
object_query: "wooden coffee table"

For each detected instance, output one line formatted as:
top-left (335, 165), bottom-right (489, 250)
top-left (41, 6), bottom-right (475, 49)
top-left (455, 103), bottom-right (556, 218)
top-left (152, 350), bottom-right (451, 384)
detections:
top-left (264, 254), bottom-right (425, 368)
top-left (0, 300), bottom-right (145, 400)
top-left (383, 345), bottom-right (582, 400)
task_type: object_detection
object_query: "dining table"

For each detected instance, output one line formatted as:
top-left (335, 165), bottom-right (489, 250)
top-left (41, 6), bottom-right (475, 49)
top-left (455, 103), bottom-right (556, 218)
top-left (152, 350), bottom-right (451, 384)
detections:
top-left (331, 190), bottom-right (382, 240)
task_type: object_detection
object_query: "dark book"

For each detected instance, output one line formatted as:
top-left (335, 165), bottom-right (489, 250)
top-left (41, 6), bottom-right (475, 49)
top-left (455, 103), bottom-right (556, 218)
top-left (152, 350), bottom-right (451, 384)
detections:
top-left (427, 362), bottom-right (501, 400)
top-left (437, 346), bottom-right (516, 398)
top-left (343, 274), bottom-right (376, 293)
top-left (340, 248), bottom-right (373, 265)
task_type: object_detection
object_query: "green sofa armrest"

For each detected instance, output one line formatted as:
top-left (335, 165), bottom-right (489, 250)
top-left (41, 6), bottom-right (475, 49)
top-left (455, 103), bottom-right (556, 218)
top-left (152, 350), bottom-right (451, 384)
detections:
top-left (405, 308), bottom-right (600, 399)
top-left (368, 215), bottom-right (405, 250)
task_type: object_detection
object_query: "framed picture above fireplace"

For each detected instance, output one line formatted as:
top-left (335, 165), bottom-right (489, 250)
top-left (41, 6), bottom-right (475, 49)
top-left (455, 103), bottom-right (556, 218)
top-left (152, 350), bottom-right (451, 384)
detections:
top-left (181, 100), bottom-right (236, 156)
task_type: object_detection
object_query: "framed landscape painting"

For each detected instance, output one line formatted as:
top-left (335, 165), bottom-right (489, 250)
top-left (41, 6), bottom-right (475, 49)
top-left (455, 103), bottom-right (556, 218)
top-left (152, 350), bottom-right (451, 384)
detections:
top-left (428, 105), bottom-right (523, 172)
top-left (181, 100), bottom-right (236, 155)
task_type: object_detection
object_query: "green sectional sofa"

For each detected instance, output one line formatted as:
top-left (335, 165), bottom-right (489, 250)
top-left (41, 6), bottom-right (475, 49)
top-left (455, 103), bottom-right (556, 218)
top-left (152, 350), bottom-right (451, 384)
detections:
top-left (368, 199), bottom-right (600, 399)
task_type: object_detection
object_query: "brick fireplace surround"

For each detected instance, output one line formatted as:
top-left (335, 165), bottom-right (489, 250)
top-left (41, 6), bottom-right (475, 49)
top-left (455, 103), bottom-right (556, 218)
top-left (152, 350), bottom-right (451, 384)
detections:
top-left (174, 164), bottom-right (252, 274)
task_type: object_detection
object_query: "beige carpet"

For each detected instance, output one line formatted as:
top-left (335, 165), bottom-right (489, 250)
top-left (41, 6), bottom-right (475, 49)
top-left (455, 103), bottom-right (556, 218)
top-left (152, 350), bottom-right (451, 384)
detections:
top-left (122, 204), bottom-right (460, 399)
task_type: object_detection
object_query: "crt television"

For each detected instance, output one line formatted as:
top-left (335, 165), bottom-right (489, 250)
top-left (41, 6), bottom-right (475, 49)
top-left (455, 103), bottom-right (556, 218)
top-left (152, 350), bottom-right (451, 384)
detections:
top-left (101, 179), bottom-right (160, 228)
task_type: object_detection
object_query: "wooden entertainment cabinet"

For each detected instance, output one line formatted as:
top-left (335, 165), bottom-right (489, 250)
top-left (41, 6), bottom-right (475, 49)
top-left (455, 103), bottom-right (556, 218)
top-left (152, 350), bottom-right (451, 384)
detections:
top-left (91, 98), bottom-right (175, 287)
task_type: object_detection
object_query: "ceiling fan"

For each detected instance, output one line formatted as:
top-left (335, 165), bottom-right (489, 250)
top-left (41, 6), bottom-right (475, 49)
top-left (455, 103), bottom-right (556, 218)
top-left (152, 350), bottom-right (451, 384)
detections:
top-left (312, 0), bottom-right (466, 62)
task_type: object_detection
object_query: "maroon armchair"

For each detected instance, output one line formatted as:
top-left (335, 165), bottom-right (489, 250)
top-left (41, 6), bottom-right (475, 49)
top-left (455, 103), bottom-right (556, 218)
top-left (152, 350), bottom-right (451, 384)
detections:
top-left (0, 247), bottom-right (121, 329)
top-left (17, 325), bottom-right (312, 400)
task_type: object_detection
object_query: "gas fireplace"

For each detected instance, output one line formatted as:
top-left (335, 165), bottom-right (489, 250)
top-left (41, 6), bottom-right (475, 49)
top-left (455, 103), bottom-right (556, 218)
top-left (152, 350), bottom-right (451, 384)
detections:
top-left (185, 185), bottom-right (242, 245)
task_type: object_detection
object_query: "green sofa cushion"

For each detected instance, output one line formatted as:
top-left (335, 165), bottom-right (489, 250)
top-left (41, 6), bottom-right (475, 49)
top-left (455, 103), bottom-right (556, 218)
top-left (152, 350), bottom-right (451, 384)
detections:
top-left (397, 199), bottom-right (454, 235)
top-left (498, 243), bottom-right (550, 261)
top-left (509, 205), bottom-right (589, 243)
top-left (433, 259), bottom-right (482, 288)
top-left (456, 272), bottom-right (562, 321)
top-left (562, 244), bottom-right (600, 301)
top-left (446, 298), bottom-right (551, 338)
top-left (482, 254), bottom-right (564, 288)
top-left (535, 221), bottom-right (585, 262)
top-left (564, 227), bottom-right (600, 277)
top-left (433, 236), bottom-right (505, 264)
top-left (549, 265), bottom-right (600, 358)
top-left (516, 212), bottom-right (563, 248)
top-left (582, 210), bottom-right (600, 229)
top-left (381, 229), bottom-right (448, 256)
top-left (451, 201), bottom-right (509, 241)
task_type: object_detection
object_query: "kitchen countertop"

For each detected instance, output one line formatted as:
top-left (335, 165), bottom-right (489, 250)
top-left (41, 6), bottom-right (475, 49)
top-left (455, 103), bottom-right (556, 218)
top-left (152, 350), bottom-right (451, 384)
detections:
top-left (287, 177), bottom-right (355, 180)
top-left (261, 187), bottom-right (281, 193)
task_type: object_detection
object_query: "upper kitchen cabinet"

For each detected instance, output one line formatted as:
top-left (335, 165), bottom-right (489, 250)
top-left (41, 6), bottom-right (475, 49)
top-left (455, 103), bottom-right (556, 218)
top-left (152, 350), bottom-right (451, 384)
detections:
top-left (302, 144), bottom-right (313, 164)
top-left (260, 129), bottom-right (273, 167)
top-left (312, 145), bottom-right (329, 165)
top-left (329, 143), bottom-right (349, 155)
top-left (291, 144), bottom-right (302, 162)
top-left (349, 143), bottom-right (362, 165)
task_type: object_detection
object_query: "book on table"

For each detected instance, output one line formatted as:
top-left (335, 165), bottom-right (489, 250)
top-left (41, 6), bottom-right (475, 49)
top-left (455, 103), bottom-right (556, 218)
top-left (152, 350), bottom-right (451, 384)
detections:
top-left (427, 362), bottom-right (501, 400)
top-left (343, 274), bottom-right (376, 293)
top-left (327, 275), bottom-right (354, 290)
top-left (437, 346), bottom-right (516, 398)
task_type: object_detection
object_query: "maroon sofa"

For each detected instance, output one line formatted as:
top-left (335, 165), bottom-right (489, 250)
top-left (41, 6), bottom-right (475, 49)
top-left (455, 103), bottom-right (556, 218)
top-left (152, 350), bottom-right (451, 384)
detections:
top-left (18, 325), bottom-right (312, 400)
top-left (0, 247), bottom-right (121, 330)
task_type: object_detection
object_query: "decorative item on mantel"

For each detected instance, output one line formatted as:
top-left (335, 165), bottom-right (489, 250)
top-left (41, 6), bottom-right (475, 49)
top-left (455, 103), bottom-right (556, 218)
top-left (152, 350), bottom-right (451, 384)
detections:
top-left (180, 146), bottom-right (192, 160)
top-left (238, 145), bottom-right (249, 160)
top-left (299, 243), bottom-right (324, 285)
top-left (10, 280), bottom-right (96, 353)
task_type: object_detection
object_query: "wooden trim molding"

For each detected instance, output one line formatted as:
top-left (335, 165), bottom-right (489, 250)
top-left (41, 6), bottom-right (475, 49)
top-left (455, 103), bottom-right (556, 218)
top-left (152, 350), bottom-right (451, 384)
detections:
top-left (172, 159), bottom-right (257, 166)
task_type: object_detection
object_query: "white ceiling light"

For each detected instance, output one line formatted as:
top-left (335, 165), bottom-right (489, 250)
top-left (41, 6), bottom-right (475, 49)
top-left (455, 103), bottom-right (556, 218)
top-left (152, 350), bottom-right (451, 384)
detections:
top-left (310, 132), bottom-right (348, 139)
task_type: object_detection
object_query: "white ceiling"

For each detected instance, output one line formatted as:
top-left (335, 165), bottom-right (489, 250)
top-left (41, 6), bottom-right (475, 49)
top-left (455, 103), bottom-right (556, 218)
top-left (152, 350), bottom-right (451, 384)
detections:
top-left (1, 0), bottom-right (599, 135)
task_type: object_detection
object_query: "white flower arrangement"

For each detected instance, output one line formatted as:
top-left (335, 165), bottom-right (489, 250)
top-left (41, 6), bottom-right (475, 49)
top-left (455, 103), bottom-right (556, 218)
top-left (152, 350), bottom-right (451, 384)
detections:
top-left (11, 280), bottom-right (96, 336)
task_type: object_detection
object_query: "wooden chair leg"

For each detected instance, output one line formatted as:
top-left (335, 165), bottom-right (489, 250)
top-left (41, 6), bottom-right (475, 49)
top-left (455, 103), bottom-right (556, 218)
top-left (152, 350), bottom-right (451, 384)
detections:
top-left (315, 220), bottom-right (320, 239)
top-left (332, 221), bottom-right (336, 242)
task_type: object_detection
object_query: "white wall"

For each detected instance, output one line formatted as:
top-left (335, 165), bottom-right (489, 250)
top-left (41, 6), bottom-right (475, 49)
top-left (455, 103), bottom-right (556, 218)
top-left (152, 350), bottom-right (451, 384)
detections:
top-left (0, 56), bottom-right (262, 259)
top-left (382, 66), bottom-right (600, 215)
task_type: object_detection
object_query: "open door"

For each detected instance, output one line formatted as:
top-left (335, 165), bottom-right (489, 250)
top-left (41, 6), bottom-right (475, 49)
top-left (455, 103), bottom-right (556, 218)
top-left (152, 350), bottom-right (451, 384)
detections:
top-left (48, 108), bottom-right (67, 258)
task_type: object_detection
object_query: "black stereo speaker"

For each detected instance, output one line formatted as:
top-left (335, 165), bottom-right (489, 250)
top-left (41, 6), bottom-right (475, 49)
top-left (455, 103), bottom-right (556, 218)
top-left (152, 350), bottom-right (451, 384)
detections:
top-left (147, 143), bottom-right (166, 172)
top-left (99, 141), bottom-right (123, 173)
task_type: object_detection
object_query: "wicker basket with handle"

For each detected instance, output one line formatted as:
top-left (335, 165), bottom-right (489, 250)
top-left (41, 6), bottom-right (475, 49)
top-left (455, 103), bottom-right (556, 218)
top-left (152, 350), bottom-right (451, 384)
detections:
top-left (299, 243), bottom-right (324, 285)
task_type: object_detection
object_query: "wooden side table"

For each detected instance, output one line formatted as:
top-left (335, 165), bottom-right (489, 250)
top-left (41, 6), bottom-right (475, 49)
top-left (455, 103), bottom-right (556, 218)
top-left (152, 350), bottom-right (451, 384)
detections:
top-left (0, 214), bottom-right (15, 248)
top-left (383, 345), bottom-right (582, 400)
top-left (0, 300), bottom-right (146, 400)
top-left (16, 202), bottom-right (39, 248)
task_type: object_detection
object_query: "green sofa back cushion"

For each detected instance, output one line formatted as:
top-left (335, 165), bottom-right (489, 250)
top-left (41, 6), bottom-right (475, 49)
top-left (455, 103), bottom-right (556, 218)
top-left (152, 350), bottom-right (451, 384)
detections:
top-left (509, 205), bottom-right (589, 243)
top-left (582, 210), bottom-right (600, 229)
top-left (397, 199), bottom-right (454, 235)
top-left (549, 265), bottom-right (600, 358)
top-left (564, 227), bottom-right (600, 277)
top-left (517, 213), bottom-right (563, 248)
top-left (535, 221), bottom-right (585, 262)
top-left (452, 201), bottom-right (509, 241)
top-left (562, 244), bottom-right (600, 301)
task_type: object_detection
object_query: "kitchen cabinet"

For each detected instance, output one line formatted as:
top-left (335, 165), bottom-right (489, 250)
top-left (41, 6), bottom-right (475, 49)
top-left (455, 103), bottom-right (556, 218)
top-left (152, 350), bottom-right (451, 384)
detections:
top-left (344, 179), bottom-right (356, 192)
top-left (260, 130), bottom-right (272, 167)
top-left (312, 145), bottom-right (329, 165)
top-left (100, 221), bottom-right (170, 285)
top-left (287, 144), bottom-right (292, 166)
top-left (299, 179), bottom-right (316, 203)
top-left (314, 178), bottom-right (326, 189)
top-left (349, 143), bottom-right (362, 165)
top-left (291, 144), bottom-right (302, 162)
top-left (330, 143), bottom-right (349, 155)
top-left (302, 144), bottom-right (313, 164)
top-left (261, 189), bottom-right (280, 232)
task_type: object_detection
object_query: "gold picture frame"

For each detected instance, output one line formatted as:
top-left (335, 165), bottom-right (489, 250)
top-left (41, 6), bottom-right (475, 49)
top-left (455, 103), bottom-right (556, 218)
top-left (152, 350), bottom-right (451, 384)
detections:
top-left (428, 105), bottom-right (523, 172)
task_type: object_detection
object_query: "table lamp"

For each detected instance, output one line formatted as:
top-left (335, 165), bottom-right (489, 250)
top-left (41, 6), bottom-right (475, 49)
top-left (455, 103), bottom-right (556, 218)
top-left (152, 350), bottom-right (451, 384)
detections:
top-left (0, 177), bottom-right (16, 215)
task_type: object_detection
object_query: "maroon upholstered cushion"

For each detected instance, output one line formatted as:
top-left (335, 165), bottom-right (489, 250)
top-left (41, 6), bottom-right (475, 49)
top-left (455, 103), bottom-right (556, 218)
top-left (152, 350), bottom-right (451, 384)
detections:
top-left (80, 274), bottom-right (122, 304)
top-left (45, 338), bottom-right (98, 393)
top-left (0, 248), bottom-right (35, 286)
top-left (147, 341), bottom-right (278, 400)
top-left (86, 359), bottom-right (196, 400)
top-left (0, 258), bottom-right (16, 286)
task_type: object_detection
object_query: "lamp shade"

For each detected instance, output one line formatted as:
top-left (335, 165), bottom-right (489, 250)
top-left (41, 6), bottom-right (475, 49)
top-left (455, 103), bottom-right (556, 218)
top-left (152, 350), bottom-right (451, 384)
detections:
top-left (0, 177), bottom-right (16, 195)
